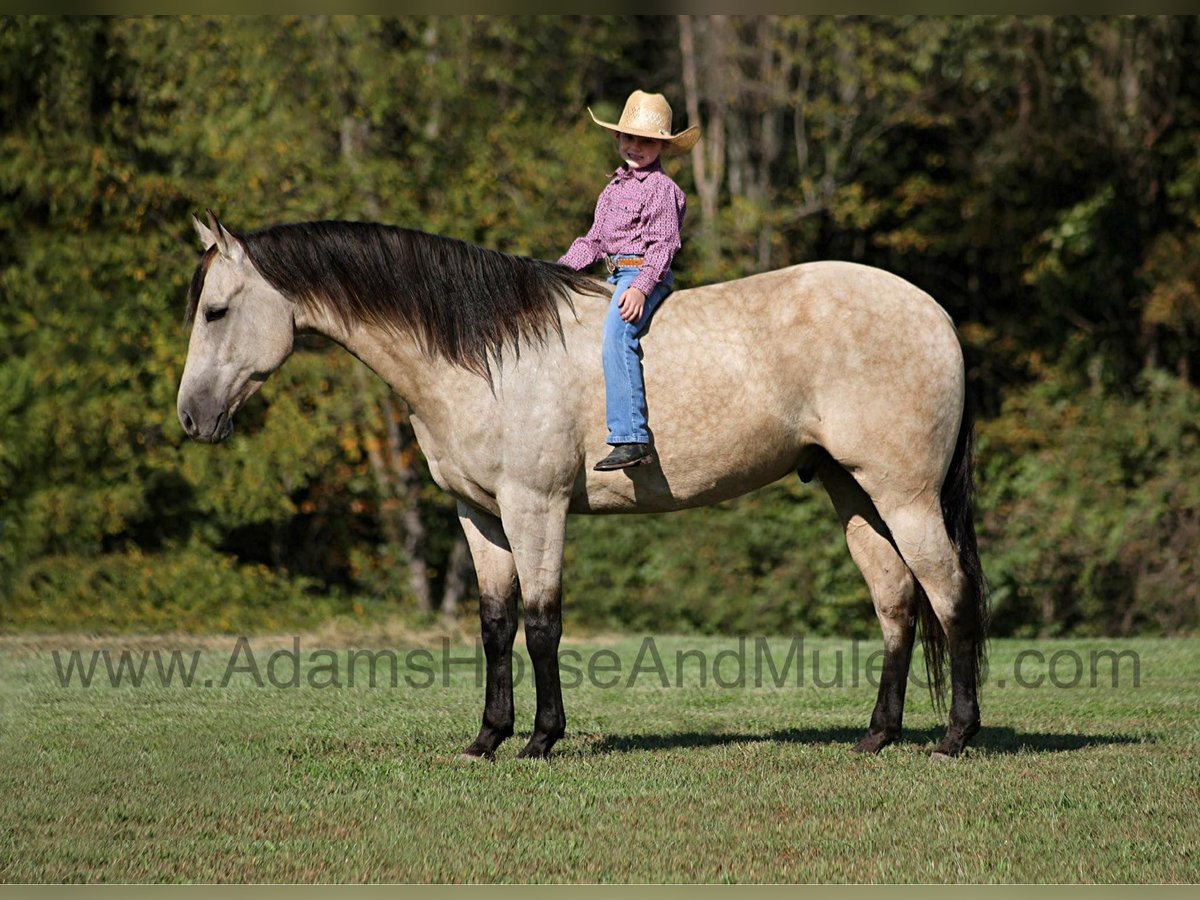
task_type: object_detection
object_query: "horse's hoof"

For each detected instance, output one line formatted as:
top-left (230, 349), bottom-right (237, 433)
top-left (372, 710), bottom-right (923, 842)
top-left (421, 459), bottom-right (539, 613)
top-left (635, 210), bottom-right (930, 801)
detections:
top-left (852, 732), bottom-right (898, 754)
top-left (929, 750), bottom-right (957, 762)
top-left (459, 742), bottom-right (496, 762)
top-left (515, 737), bottom-right (558, 760)
top-left (932, 723), bottom-right (979, 759)
top-left (457, 751), bottom-right (493, 763)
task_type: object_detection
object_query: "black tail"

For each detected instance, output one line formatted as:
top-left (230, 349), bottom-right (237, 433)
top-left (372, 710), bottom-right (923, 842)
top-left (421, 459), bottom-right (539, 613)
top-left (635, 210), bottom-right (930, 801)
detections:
top-left (917, 393), bottom-right (990, 710)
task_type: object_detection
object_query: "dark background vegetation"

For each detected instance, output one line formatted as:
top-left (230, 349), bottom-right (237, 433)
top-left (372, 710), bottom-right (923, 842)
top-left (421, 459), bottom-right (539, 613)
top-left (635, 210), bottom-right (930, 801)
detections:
top-left (1, 16), bottom-right (1197, 637)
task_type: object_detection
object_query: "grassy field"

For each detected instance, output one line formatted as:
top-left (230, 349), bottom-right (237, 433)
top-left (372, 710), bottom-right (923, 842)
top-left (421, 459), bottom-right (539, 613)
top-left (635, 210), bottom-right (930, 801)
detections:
top-left (1, 629), bottom-right (1196, 882)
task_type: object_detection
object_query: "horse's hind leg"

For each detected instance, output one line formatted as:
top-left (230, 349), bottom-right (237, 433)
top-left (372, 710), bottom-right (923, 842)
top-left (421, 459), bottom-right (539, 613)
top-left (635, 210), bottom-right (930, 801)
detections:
top-left (818, 460), bottom-right (917, 754)
top-left (458, 502), bottom-right (519, 760)
top-left (873, 498), bottom-right (982, 758)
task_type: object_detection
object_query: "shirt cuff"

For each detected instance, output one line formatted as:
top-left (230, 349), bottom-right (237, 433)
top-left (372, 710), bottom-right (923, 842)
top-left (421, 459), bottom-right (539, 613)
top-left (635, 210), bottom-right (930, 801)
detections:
top-left (630, 271), bottom-right (662, 296)
top-left (558, 243), bottom-right (599, 270)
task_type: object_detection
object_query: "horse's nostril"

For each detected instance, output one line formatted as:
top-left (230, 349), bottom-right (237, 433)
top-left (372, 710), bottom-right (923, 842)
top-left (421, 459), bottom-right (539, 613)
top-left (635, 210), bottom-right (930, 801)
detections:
top-left (180, 410), bottom-right (196, 436)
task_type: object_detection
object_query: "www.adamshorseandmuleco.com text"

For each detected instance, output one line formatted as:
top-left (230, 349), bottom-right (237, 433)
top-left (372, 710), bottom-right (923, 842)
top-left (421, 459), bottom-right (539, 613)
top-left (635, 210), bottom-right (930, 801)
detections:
top-left (47, 636), bottom-right (1141, 693)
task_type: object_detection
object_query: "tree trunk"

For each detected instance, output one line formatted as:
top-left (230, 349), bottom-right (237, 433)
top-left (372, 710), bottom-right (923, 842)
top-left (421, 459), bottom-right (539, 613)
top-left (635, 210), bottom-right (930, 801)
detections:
top-left (382, 392), bottom-right (434, 614)
top-left (351, 366), bottom-right (433, 614)
top-left (439, 532), bottom-right (473, 622)
top-left (679, 14), bottom-right (725, 267)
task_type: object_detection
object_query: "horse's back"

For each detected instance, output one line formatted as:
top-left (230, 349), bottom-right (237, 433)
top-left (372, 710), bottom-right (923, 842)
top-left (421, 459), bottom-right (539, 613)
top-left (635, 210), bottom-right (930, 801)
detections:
top-left (658, 260), bottom-right (954, 342)
top-left (569, 261), bottom-right (965, 514)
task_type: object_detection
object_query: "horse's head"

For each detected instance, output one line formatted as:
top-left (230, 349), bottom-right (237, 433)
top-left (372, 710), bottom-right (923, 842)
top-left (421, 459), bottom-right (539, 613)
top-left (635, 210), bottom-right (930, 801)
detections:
top-left (177, 211), bottom-right (295, 443)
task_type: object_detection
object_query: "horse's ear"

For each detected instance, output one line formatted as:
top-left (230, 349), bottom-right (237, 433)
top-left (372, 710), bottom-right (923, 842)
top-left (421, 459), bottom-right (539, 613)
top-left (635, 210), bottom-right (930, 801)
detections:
top-left (206, 208), bottom-right (245, 264)
top-left (193, 213), bottom-right (217, 250)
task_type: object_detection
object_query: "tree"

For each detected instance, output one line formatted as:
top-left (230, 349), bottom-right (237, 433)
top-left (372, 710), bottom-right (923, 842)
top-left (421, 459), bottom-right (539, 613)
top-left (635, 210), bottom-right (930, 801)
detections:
top-left (2, 16), bottom-right (1198, 637)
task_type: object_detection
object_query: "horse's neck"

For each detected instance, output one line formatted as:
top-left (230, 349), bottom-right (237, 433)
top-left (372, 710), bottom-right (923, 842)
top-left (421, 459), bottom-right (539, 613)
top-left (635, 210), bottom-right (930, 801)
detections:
top-left (295, 299), bottom-right (475, 419)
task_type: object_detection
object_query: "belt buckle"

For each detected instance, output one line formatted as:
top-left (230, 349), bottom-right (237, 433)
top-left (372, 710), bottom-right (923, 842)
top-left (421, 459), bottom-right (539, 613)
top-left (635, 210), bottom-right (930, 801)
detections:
top-left (604, 256), bottom-right (617, 274)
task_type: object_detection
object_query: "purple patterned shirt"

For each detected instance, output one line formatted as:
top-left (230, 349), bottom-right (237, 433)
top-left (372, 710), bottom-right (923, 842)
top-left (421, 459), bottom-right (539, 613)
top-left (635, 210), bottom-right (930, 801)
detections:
top-left (558, 160), bottom-right (686, 297)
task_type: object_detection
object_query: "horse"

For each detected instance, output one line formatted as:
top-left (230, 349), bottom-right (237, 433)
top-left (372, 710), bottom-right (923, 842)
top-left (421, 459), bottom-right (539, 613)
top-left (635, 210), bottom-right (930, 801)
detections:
top-left (177, 211), bottom-right (988, 761)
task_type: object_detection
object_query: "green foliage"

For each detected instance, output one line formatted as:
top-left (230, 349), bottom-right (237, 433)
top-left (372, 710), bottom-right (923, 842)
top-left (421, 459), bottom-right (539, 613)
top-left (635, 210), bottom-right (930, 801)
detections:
top-left (1, 542), bottom-right (352, 633)
top-left (979, 365), bottom-right (1200, 637)
top-left (2, 16), bottom-right (1198, 638)
top-left (564, 483), bottom-right (871, 637)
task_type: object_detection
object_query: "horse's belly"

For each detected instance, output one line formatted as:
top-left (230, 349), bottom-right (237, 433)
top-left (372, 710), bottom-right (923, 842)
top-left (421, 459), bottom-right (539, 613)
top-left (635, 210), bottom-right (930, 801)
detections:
top-left (570, 414), bottom-right (810, 514)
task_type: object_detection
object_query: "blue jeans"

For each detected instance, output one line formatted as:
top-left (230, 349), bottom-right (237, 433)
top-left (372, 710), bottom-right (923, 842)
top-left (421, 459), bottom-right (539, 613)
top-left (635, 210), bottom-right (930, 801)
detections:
top-left (603, 265), bottom-right (674, 445)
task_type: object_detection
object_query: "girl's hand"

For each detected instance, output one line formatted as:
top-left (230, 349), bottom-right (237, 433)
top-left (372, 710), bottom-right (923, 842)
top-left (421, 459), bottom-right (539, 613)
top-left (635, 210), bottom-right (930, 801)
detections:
top-left (619, 287), bottom-right (646, 323)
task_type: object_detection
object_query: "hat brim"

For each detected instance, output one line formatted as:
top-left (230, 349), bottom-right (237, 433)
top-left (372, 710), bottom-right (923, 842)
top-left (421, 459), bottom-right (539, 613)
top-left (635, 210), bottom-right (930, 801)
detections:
top-left (587, 108), bottom-right (701, 156)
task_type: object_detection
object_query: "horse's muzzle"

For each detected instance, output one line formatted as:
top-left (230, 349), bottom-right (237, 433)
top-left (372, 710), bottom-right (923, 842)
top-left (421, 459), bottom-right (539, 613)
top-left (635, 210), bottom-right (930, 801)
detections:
top-left (178, 406), bottom-right (234, 443)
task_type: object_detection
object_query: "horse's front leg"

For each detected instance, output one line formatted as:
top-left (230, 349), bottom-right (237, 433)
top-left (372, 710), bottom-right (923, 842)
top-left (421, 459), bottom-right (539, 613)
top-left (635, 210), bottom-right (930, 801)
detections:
top-left (502, 491), bottom-right (570, 760)
top-left (457, 502), bottom-right (519, 760)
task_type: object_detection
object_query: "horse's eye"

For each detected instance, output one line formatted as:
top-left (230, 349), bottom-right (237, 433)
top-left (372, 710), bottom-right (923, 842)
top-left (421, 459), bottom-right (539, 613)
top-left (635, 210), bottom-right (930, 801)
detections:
top-left (204, 307), bottom-right (227, 323)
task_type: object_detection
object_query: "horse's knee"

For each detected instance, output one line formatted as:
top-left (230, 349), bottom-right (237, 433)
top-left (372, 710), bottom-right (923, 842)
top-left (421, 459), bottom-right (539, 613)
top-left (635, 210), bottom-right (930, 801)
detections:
top-left (479, 595), bottom-right (517, 646)
top-left (523, 607), bottom-right (562, 652)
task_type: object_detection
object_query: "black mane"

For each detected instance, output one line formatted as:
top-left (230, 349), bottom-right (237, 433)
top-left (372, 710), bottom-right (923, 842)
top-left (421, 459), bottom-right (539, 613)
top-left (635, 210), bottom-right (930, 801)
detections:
top-left (187, 220), bottom-right (605, 376)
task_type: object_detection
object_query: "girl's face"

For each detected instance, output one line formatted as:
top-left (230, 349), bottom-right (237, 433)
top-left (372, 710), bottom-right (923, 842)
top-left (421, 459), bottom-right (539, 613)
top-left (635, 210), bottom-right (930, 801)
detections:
top-left (618, 133), bottom-right (664, 169)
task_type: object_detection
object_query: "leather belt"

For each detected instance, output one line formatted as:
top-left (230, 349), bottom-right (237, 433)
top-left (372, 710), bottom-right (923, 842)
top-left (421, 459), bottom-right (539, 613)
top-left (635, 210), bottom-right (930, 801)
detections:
top-left (605, 255), bottom-right (645, 273)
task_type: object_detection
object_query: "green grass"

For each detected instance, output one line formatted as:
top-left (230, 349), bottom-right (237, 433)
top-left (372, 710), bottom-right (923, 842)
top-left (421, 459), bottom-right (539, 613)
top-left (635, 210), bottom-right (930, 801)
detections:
top-left (1, 633), bottom-right (1197, 882)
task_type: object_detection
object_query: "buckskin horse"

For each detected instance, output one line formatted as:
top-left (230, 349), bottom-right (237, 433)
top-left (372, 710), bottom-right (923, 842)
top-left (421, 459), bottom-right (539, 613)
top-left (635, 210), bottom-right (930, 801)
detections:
top-left (178, 211), bottom-right (987, 760)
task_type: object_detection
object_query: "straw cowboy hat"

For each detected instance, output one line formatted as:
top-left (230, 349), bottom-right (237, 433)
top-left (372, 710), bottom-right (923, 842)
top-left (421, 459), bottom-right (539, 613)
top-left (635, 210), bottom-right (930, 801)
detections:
top-left (588, 90), bottom-right (701, 156)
